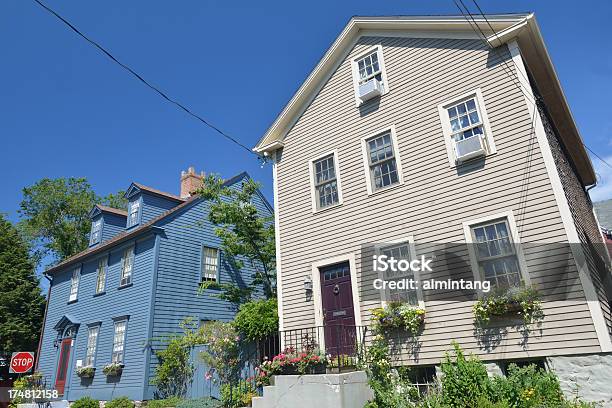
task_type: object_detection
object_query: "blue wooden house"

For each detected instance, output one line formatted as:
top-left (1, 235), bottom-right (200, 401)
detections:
top-left (36, 168), bottom-right (273, 402)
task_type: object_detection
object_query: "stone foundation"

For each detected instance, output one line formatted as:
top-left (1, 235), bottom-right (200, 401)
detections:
top-left (547, 354), bottom-right (612, 407)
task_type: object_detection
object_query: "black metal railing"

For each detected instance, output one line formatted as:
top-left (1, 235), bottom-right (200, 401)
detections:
top-left (214, 325), bottom-right (368, 405)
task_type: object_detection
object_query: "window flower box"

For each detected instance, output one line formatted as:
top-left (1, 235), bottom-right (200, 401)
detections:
top-left (76, 366), bottom-right (95, 379)
top-left (102, 363), bottom-right (124, 377)
top-left (371, 302), bottom-right (425, 336)
top-left (473, 286), bottom-right (543, 325)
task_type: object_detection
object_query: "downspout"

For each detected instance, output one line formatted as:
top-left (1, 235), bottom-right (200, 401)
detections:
top-left (35, 272), bottom-right (52, 372)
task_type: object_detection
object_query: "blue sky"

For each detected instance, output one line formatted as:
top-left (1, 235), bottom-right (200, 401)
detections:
top-left (2, 0), bottom-right (612, 222)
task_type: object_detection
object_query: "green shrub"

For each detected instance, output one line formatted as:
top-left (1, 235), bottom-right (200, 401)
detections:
top-left (233, 298), bottom-right (278, 341)
top-left (71, 396), bottom-right (100, 408)
top-left (175, 398), bottom-right (220, 408)
top-left (490, 363), bottom-right (564, 407)
top-left (105, 397), bottom-right (134, 408)
top-left (440, 342), bottom-right (492, 408)
top-left (220, 382), bottom-right (257, 408)
top-left (146, 397), bottom-right (182, 408)
top-left (152, 335), bottom-right (194, 398)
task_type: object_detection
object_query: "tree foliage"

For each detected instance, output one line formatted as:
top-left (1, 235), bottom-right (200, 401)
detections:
top-left (18, 177), bottom-right (127, 263)
top-left (198, 175), bottom-right (275, 303)
top-left (0, 214), bottom-right (46, 352)
top-left (233, 298), bottom-right (278, 342)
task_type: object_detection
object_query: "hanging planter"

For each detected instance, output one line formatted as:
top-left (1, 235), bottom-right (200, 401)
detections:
top-left (102, 362), bottom-right (124, 377)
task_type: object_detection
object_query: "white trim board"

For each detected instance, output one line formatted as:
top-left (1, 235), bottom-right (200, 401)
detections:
top-left (272, 150), bottom-right (285, 333)
top-left (509, 40), bottom-right (612, 352)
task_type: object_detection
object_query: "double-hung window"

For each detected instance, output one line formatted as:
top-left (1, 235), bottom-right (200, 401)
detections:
top-left (111, 320), bottom-right (127, 364)
top-left (84, 325), bottom-right (99, 367)
top-left (96, 257), bottom-right (107, 294)
top-left (438, 89), bottom-right (496, 166)
top-left (470, 218), bottom-right (522, 289)
top-left (378, 241), bottom-right (419, 306)
top-left (362, 128), bottom-right (402, 194)
top-left (309, 152), bottom-right (342, 211)
top-left (201, 246), bottom-right (218, 282)
top-left (69, 267), bottom-right (80, 302)
top-left (127, 199), bottom-right (140, 228)
top-left (120, 246), bottom-right (135, 287)
top-left (89, 219), bottom-right (102, 245)
top-left (351, 45), bottom-right (389, 105)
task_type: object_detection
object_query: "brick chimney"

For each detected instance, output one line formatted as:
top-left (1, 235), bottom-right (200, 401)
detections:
top-left (180, 166), bottom-right (205, 198)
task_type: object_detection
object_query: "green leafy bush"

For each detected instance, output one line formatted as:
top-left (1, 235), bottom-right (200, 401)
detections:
top-left (440, 342), bottom-right (492, 408)
top-left (152, 335), bottom-right (194, 398)
top-left (233, 298), bottom-right (278, 341)
top-left (489, 363), bottom-right (564, 407)
top-left (105, 397), bottom-right (134, 408)
top-left (146, 397), bottom-right (182, 408)
top-left (175, 398), bottom-right (220, 408)
top-left (71, 397), bottom-right (99, 408)
top-left (220, 382), bottom-right (257, 408)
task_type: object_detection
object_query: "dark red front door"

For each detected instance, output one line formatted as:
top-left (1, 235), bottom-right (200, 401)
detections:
top-left (320, 261), bottom-right (356, 356)
top-left (55, 338), bottom-right (72, 396)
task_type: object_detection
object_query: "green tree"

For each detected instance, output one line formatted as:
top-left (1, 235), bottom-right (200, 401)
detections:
top-left (102, 190), bottom-right (128, 211)
top-left (18, 178), bottom-right (127, 263)
top-left (198, 175), bottom-right (275, 304)
top-left (0, 214), bottom-right (46, 352)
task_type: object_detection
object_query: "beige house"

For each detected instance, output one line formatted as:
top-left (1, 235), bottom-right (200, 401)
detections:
top-left (254, 13), bottom-right (612, 401)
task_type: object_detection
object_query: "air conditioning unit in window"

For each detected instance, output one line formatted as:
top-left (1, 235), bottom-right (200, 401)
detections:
top-left (358, 79), bottom-right (383, 103)
top-left (455, 135), bottom-right (486, 163)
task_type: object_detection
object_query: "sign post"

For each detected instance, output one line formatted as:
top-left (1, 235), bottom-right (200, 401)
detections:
top-left (9, 352), bottom-right (34, 374)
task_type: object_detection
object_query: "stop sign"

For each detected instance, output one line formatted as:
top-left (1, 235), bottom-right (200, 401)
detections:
top-left (9, 352), bottom-right (34, 374)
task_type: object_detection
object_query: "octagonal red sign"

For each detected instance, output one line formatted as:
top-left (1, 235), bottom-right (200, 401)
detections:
top-left (9, 352), bottom-right (34, 374)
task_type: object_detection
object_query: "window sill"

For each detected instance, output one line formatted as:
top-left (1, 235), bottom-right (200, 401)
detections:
top-left (67, 299), bottom-right (78, 305)
top-left (118, 283), bottom-right (133, 290)
top-left (367, 181), bottom-right (404, 197)
top-left (312, 202), bottom-right (343, 214)
top-left (93, 291), bottom-right (106, 297)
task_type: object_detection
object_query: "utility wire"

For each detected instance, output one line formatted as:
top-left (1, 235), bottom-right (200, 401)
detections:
top-left (465, 0), bottom-right (612, 171)
top-left (31, 0), bottom-right (259, 158)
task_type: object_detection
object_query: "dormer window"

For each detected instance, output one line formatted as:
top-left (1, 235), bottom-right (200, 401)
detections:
top-left (127, 199), bottom-right (140, 228)
top-left (89, 219), bottom-right (102, 245)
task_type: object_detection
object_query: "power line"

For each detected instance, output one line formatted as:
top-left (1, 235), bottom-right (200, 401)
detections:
top-left (465, 0), bottom-right (612, 171)
top-left (31, 0), bottom-right (259, 158)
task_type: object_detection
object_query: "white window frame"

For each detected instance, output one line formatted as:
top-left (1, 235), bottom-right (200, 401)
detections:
top-left (308, 150), bottom-right (343, 213)
top-left (111, 319), bottom-right (127, 364)
top-left (201, 246), bottom-right (219, 282)
top-left (89, 218), bottom-right (102, 245)
top-left (462, 210), bottom-right (530, 293)
top-left (84, 325), bottom-right (100, 367)
top-left (350, 44), bottom-right (390, 107)
top-left (127, 199), bottom-right (140, 228)
top-left (375, 236), bottom-right (425, 309)
top-left (120, 246), bottom-right (135, 287)
top-left (69, 266), bottom-right (80, 302)
top-left (95, 257), bottom-right (107, 294)
top-left (360, 125), bottom-right (404, 195)
top-left (437, 88), bottom-right (496, 167)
